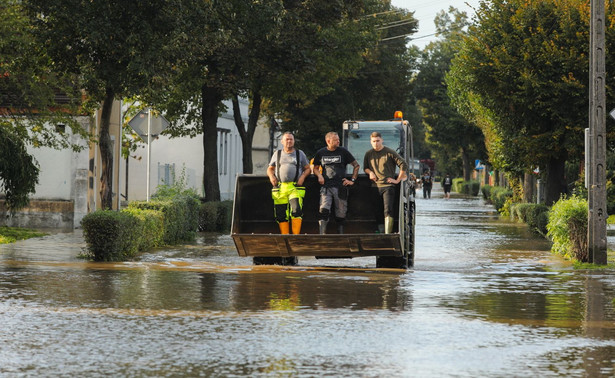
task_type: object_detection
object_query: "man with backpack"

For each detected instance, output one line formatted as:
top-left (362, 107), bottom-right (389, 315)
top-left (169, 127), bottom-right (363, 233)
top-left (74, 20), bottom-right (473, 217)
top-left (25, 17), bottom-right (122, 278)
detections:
top-left (442, 173), bottom-right (453, 199)
top-left (421, 170), bottom-right (433, 199)
top-left (267, 132), bottom-right (311, 234)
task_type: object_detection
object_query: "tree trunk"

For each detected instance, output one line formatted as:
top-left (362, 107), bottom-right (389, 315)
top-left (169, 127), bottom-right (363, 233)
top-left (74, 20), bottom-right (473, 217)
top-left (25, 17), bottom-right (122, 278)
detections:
top-left (201, 85), bottom-right (222, 202)
top-left (523, 172), bottom-right (535, 203)
top-left (544, 155), bottom-right (567, 205)
top-left (99, 89), bottom-right (115, 210)
top-left (461, 147), bottom-right (472, 181)
top-left (232, 90), bottom-right (262, 174)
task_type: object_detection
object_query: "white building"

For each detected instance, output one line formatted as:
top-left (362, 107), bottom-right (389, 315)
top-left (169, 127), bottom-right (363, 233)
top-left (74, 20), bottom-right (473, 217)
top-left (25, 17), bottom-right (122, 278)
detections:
top-left (123, 98), bottom-right (251, 201)
top-left (1, 98), bottom-right (271, 229)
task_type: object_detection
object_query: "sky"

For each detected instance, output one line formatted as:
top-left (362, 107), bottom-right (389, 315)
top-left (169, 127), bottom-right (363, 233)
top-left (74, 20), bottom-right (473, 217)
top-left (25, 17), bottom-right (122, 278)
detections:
top-left (390, 0), bottom-right (481, 49)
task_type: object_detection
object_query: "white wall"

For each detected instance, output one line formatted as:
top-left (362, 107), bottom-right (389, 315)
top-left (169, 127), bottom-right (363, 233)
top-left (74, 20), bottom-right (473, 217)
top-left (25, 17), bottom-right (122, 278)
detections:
top-left (2, 96), bottom-right (270, 227)
top-left (27, 119), bottom-right (90, 201)
top-left (121, 98), bottom-right (251, 201)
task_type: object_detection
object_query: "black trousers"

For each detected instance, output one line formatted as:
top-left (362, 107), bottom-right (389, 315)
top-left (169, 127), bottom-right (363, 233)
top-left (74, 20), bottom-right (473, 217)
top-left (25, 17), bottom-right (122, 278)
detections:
top-left (378, 186), bottom-right (396, 218)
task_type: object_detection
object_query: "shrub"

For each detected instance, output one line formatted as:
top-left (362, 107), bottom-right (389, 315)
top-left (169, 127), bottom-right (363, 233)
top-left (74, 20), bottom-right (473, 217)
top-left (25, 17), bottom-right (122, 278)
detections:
top-left (490, 186), bottom-right (513, 214)
top-left (515, 203), bottom-right (550, 235)
top-left (547, 196), bottom-right (588, 262)
top-left (81, 210), bottom-right (140, 261)
top-left (121, 207), bottom-right (164, 251)
top-left (129, 196), bottom-right (199, 245)
top-left (481, 185), bottom-right (493, 201)
top-left (199, 202), bottom-right (218, 231)
top-left (501, 197), bottom-right (514, 217)
top-left (451, 179), bottom-right (480, 196)
top-left (452, 178), bottom-right (465, 193)
top-left (526, 204), bottom-right (549, 234)
top-left (199, 200), bottom-right (233, 232)
top-left (217, 200), bottom-right (233, 232)
top-left (463, 180), bottom-right (481, 196)
top-left (513, 203), bottom-right (533, 222)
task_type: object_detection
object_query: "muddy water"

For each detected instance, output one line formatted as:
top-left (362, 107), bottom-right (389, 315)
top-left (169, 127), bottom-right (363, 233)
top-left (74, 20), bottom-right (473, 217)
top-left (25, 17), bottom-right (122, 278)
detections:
top-left (1, 185), bottom-right (615, 377)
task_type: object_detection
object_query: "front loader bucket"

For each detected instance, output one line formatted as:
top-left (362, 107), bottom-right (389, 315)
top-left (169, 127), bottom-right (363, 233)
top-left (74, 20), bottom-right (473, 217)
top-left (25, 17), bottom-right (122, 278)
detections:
top-left (231, 175), bottom-right (405, 259)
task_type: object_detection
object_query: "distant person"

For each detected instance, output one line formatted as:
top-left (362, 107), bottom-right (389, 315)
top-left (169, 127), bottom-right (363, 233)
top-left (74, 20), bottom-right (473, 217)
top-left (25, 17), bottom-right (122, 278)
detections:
top-left (267, 132), bottom-right (311, 234)
top-left (363, 132), bottom-right (408, 234)
top-left (421, 170), bottom-right (433, 199)
top-left (312, 132), bottom-right (359, 234)
top-left (442, 173), bottom-right (453, 199)
top-left (408, 173), bottom-right (417, 197)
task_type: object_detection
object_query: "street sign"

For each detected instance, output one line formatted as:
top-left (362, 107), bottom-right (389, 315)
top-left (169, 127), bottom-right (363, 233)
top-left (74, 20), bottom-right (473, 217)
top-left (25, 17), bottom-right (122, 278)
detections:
top-left (127, 108), bottom-right (169, 201)
top-left (127, 108), bottom-right (169, 144)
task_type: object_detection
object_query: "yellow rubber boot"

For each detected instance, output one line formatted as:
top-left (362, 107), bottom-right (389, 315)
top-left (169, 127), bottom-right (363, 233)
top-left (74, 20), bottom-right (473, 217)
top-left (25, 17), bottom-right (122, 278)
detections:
top-left (291, 218), bottom-right (302, 234)
top-left (279, 221), bottom-right (290, 234)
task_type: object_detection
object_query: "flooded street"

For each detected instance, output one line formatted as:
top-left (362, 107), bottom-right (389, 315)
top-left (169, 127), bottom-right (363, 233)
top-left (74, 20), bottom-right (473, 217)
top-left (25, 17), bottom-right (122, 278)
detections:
top-left (2, 184), bottom-right (615, 377)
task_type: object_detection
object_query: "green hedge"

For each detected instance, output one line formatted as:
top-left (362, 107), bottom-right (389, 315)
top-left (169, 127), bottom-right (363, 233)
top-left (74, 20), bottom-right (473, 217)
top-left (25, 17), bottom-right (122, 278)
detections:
top-left (481, 184), bottom-right (493, 200)
top-left (199, 200), bottom-right (233, 232)
top-left (82, 198), bottom-right (232, 262)
top-left (452, 179), bottom-right (480, 196)
top-left (129, 195), bottom-right (200, 245)
top-left (121, 207), bottom-right (165, 251)
top-left (490, 186), bottom-right (513, 213)
top-left (464, 180), bottom-right (480, 196)
top-left (81, 210), bottom-right (141, 261)
top-left (82, 195), bottom-right (200, 261)
top-left (510, 202), bottom-right (549, 235)
top-left (546, 196), bottom-right (588, 262)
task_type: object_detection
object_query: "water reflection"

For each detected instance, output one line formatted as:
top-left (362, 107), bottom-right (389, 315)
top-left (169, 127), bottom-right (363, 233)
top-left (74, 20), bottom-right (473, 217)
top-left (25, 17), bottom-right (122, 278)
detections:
top-left (1, 264), bottom-right (411, 313)
top-left (228, 271), bottom-right (411, 311)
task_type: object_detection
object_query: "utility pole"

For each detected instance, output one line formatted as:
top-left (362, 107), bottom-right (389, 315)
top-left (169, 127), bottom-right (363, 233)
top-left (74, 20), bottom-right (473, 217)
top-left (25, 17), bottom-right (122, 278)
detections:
top-left (588, 0), bottom-right (607, 264)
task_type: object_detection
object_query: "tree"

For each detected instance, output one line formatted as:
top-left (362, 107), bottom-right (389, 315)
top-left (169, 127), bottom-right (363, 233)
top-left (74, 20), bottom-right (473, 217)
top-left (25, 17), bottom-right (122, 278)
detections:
top-left (448, 0), bottom-right (615, 204)
top-left (157, 0), bottom-right (382, 201)
top-left (279, 5), bottom-right (420, 156)
top-left (231, 0), bottom-right (379, 173)
top-left (25, 0), bottom-right (176, 209)
top-left (1, 1), bottom-right (89, 211)
top-left (150, 0), bottom-right (255, 200)
top-left (414, 7), bottom-right (485, 180)
top-left (0, 127), bottom-right (39, 211)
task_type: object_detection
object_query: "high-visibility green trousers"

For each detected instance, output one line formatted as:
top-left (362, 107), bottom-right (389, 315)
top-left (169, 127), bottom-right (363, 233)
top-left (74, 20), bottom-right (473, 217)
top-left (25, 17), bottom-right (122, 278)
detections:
top-left (272, 182), bottom-right (305, 223)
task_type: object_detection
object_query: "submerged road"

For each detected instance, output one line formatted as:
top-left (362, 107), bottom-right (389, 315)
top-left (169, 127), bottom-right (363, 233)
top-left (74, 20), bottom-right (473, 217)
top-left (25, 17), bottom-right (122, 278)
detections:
top-left (1, 184), bottom-right (615, 376)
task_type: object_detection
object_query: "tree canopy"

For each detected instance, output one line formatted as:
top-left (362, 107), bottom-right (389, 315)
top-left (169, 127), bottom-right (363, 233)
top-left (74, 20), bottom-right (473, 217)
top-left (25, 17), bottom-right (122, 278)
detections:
top-left (447, 0), bottom-right (615, 204)
top-left (152, 0), bottom-right (384, 198)
top-left (25, 0), bottom-right (177, 209)
top-left (414, 7), bottom-right (485, 179)
top-left (279, 5), bottom-right (419, 156)
top-left (1, 1), bottom-right (92, 211)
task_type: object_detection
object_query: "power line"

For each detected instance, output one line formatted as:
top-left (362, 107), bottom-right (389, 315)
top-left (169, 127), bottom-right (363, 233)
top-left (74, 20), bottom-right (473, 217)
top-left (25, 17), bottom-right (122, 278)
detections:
top-left (376, 20), bottom-right (417, 30)
top-left (381, 31), bottom-right (434, 42)
top-left (360, 9), bottom-right (404, 19)
top-left (380, 24), bottom-right (466, 42)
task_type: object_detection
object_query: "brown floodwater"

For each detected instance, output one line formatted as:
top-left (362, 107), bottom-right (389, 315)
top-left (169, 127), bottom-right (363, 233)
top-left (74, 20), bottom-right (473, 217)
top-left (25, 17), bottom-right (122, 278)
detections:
top-left (1, 184), bottom-right (615, 377)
